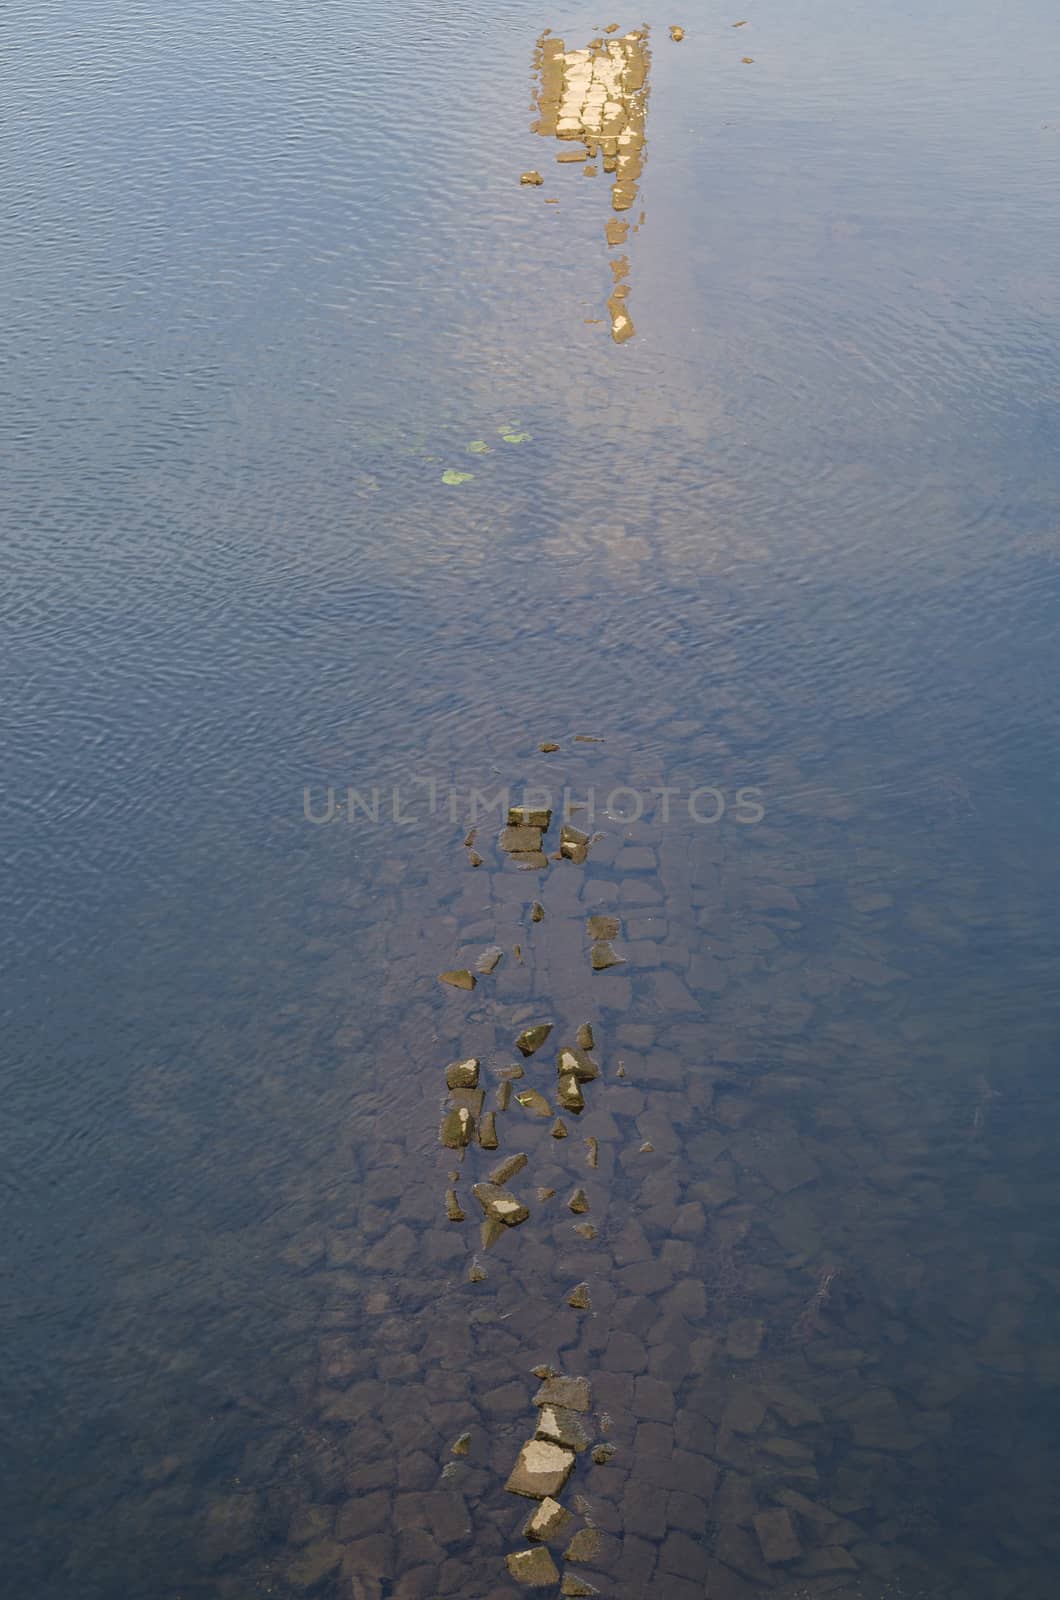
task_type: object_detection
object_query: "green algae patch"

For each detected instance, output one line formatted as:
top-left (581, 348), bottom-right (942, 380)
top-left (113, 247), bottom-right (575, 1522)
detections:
top-left (442, 468), bottom-right (474, 485)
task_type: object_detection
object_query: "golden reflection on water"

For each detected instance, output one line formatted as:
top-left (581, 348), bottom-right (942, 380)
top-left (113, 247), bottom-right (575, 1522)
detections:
top-left (532, 27), bottom-right (651, 343)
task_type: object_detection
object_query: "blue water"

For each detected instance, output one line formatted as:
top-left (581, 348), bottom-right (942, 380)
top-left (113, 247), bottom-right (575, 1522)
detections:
top-left (4, 0), bottom-right (1060, 1595)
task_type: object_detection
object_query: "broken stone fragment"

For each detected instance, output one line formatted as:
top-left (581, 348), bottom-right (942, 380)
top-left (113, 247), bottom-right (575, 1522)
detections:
top-left (506, 1545), bottom-right (560, 1586)
top-left (489, 1151), bottom-right (528, 1185)
top-left (561, 1577), bottom-right (599, 1598)
top-left (576, 1022), bottom-right (594, 1049)
top-left (445, 1057), bottom-right (480, 1090)
top-left (567, 1283), bottom-right (592, 1311)
top-left (451, 1431), bottom-right (471, 1455)
top-left (468, 1258), bottom-right (487, 1282)
top-left (574, 1221), bottom-right (597, 1240)
top-left (505, 1439), bottom-right (576, 1499)
top-left (445, 1189), bottom-right (465, 1222)
top-left (669, 24), bottom-right (685, 39)
top-left (590, 941), bottom-right (625, 971)
top-left (568, 1188), bottom-right (590, 1214)
top-left (510, 805), bottom-right (553, 829)
top-left (551, 1117), bottom-right (569, 1138)
top-left (564, 1526), bottom-right (603, 1563)
top-left (561, 829), bottom-right (591, 863)
top-left (501, 825), bottom-right (544, 853)
top-left (586, 915), bottom-right (620, 940)
top-left (440, 1107), bottom-right (475, 1148)
top-left (754, 1507), bottom-right (801, 1564)
top-left (524, 1496), bottom-right (572, 1542)
top-left (463, 828), bottom-right (476, 847)
top-left (539, 740), bottom-right (560, 751)
top-left (538, 1401), bottom-right (592, 1450)
top-left (439, 969), bottom-right (476, 990)
top-left (467, 850), bottom-right (483, 867)
top-left (591, 1442), bottom-right (616, 1464)
top-left (477, 1111), bottom-right (498, 1149)
top-left (448, 1086), bottom-right (484, 1116)
top-left (472, 1183), bottom-right (530, 1226)
top-left (496, 1081), bottom-right (512, 1111)
top-left (561, 824), bottom-right (590, 852)
top-left (639, 1141), bottom-right (654, 1153)
top-left (585, 1136), bottom-right (599, 1168)
top-left (520, 171), bottom-right (545, 185)
top-left (475, 945), bottom-right (504, 974)
top-left (533, 1374), bottom-right (591, 1412)
top-left (531, 901), bottom-right (545, 922)
top-left (557, 1047), bottom-right (600, 1082)
top-left (517, 1023), bottom-right (553, 1056)
top-left (517, 1088), bottom-right (553, 1117)
top-left (557, 1076), bottom-right (585, 1114)
top-left (532, 1364), bottom-right (557, 1379)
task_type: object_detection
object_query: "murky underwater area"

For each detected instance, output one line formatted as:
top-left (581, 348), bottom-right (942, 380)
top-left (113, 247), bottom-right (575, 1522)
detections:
top-left (5, 0), bottom-right (1060, 1596)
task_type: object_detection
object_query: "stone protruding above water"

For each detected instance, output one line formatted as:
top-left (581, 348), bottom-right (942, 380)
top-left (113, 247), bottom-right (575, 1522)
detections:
top-left (517, 1087), bottom-right (553, 1117)
top-left (568, 1187), bottom-right (590, 1214)
top-left (440, 1106), bottom-right (475, 1148)
top-left (516, 1022), bottom-right (553, 1056)
top-left (531, 900), bottom-right (545, 922)
top-left (561, 1576), bottom-right (599, 1597)
top-left (524, 1495), bottom-right (572, 1542)
top-left (490, 1151), bottom-right (528, 1185)
top-left (445, 1057), bottom-right (480, 1090)
top-left (575, 1021), bottom-right (594, 1049)
top-left (439, 968), bottom-right (476, 990)
top-left (505, 1439), bottom-right (577, 1499)
top-left (566, 1282), bottom-right (592, 1312)
top-left (557, 1075), bottom-right (585, 1113)
top-left (475, 945), bottom-right (504, 974)
top-left (558, 1046), bottom-right (600, 1082)
top-left (507, 1545), bottom-right (560, 1586)
top-left (472, 1183), bottom-right (530, 1227)
top-left (560, 824), bottom-right (591, 862)
top-left (590, 940), bottom-right (625, 970)
top-left (510, 804), bottom-right (553, 829)
top-left (537, 1399), bottom-right (592, 1449)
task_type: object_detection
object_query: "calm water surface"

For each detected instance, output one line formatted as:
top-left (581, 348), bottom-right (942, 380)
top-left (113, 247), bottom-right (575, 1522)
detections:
top-left (4, 0), bottom-right (1060, 1596)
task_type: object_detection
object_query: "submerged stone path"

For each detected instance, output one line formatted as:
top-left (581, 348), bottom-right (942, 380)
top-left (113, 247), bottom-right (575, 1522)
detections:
top-left (244, 722), bottom-right (1046, 1600)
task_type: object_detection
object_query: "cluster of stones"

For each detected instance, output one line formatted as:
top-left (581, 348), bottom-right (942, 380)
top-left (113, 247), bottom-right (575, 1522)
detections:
top-left (505, 1373), bottom-right (606, 1593)
top-left (531, 28), bottom-right (651, 343)
top-left (500, 802), bottom-right (593, 872)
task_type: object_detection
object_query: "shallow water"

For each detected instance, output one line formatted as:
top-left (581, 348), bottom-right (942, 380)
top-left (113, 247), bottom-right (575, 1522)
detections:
top-left (4, 0), bottom-right (1060, 1596)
